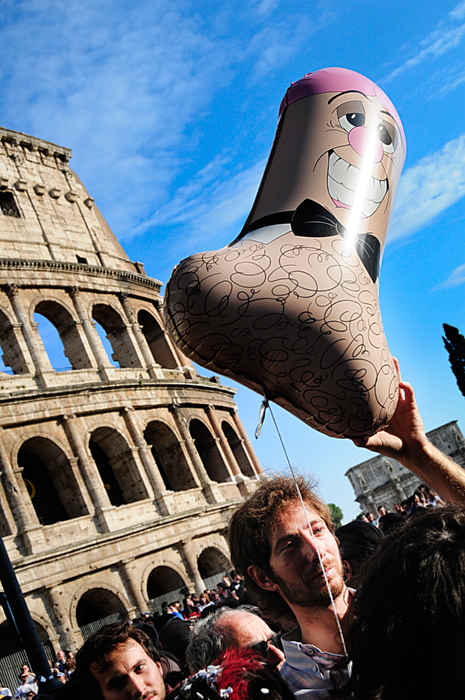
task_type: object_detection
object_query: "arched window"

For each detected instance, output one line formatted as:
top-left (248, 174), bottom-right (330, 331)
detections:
top-left (138, 310), bottom-right (178, 369)
top-left (89, 427), bottom-right (149, 506)
top-left (222, 421), bottom-right (254, 476)
top-left (147, 566), bottom-right (187, 601)
top-left (190, 420), bottom-right (230, 483)
top-left (76, 589), bottom-right (128, 640)
top-left (197, 547), bottom-right (230, 579)
top-left (144, 421), bottom-right (196, 491)
top-left (18, 437), bottom-right (89, 525)
top-left (34, 300), bottom-right (92, 370)
top-left (92, 304), bottom-right (142, 368)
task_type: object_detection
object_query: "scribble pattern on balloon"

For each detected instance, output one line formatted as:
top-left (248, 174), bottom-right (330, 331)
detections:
top-left (166, 234), bottom-right (398, 438)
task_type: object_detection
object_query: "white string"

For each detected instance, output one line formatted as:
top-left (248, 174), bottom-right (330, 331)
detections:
top-left (258, 399), bottom-right (348, 657)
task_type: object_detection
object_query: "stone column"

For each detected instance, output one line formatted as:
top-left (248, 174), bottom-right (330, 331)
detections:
top-left (65, 287), bottom-right (99, 370)
top-left (205, 406), bottom-right (241, 477)
top-left (0, 428), bottom-right (43, 553)
top-left (5, 284), bottom-right (51, 387)
top-left (44, 585), bottom-right (81, 651)
top-left (152, 300), bottom-right (193, 370)
top-left (8, 322), bottom-right (35, 374)
top-left (67, 286), bottom-right (113, 380)
top-left (231, 409), bottom-right (263, 475)
top-left (61, 414), bottom-right (111, 531)
top-left (170, 403), bottom-right (223, 504)
top-left (118, 559), bottom-right (147, 614)
top-left (118, 293), bottom-right (159, 379)
top-left (179, 540), bottom-right (205, 595)
top-left (120, 407), bottom-right (170, 515)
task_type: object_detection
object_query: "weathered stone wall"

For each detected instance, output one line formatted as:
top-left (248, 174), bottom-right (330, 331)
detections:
top-left (0, 127), bottom-right (263, 653)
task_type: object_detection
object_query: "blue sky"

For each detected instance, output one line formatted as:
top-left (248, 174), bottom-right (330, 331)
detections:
top-left (1, 0), bottom-right (464, 521)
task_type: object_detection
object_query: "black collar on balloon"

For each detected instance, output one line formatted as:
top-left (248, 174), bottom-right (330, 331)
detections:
top-left (235, 199), bottom-right (381, 283)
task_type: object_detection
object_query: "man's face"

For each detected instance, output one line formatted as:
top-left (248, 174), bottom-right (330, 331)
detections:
top-left (216, 612), bottom-right (285, 666)
top-left (91, 640), bottom-right (165, 700)
top-left (57, 651), bottom-right (65, 661)
top-left (265, 502), bottom-right (344, 610)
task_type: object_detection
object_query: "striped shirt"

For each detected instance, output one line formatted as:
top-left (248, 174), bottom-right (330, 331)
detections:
top-left (280, 628), bottom-right (351, 699)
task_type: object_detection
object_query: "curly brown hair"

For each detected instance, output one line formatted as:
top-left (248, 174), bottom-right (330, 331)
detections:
top-left (228, 475), bottom-right (333, 622)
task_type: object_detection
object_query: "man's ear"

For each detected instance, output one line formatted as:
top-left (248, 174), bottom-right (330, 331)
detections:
top-left (247, 565), bottom-right (279, 592)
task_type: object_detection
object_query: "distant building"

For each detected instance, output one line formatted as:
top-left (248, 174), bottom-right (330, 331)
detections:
top-left (345, 420), bottom-right (465, 514)
top-left (0, 126), bottom-right (262, 668)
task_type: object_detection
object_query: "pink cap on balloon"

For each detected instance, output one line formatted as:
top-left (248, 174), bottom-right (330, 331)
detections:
top-left (278, 67), bottom-right (406, 151)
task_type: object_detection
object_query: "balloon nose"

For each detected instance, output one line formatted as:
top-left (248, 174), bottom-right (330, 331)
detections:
top-left (348, 126), bottom-right (384, 162)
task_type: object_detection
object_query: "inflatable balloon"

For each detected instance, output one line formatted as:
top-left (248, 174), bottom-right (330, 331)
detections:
top-left (164, 68), bottom-right (406, 438)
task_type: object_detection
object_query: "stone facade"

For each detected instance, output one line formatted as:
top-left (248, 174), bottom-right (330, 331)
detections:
top-left (0, 127), bottom-right (263, 656)
top-left (345, 420), bottom-right (465, 514)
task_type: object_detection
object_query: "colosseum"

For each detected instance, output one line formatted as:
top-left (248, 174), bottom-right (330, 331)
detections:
top-left (0, 126), bottom-right (263, 673)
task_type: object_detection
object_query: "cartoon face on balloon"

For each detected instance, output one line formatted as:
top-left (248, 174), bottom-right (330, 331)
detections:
top-left (165, 68), bottom-right (406, 438)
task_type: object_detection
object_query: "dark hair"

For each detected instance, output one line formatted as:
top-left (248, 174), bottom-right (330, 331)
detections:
top-left (75, 621), bottom-right (160, 700)
top-left (228, 475), bottom-right (332, 621)
top-left (377, 512), bottom-right (404, 536)
top-left (335, 520), bottom-right (383, 586)
top-left (347, 505), bottom-right (465, 699)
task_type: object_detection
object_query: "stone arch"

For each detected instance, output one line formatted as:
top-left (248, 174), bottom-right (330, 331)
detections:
top-left (146, 566), bottom-right (187, 600)
top-left (144, 420), bottom-right (196, 491)
top-left (221, 421), bottom-right (254, 477)
top-left (0, 617), bottom-right (52, 658)
top-left (34, 299), bottom-right (92, 370)
top-left (89, 426), bottom-right (149, 506)
top-left (17, 436), bottom-right (89, 525)
top-left (75, 587), bottom-right (128, 636)
top-left (189, 419), bottom-right (230, 483)
top-left (197, 546), bottom-right (231, 579)
top-left (92, 303), bottom-right (142, 368)
top-left (137, 309), bottom-right (178, 369)
top-left (0, 306), bottom-right (29, 374)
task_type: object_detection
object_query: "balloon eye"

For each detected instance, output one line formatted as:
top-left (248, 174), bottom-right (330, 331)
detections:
top-left (377, 121), bottom-right (398, 153)
top-left (377, 124), bottom-right (392, 145)
top-left (339, 112), bottom-right (365, 131)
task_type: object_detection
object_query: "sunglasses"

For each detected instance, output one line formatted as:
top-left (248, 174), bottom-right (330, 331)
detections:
top-left (249, 633), bottom-right (283, 657)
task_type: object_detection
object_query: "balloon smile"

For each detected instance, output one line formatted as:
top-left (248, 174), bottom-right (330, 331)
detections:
top-left (327, 150), bottom-right (388, 218)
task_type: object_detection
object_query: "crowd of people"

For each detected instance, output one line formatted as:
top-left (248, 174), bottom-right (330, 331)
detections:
top-left (0, 652), bottom-right (75, 700)
top-left (17, 373), bottom-right (465, 699)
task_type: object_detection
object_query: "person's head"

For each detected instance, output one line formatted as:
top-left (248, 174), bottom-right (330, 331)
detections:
top-left (199, 594), bottom-right (210, 605)
top-left (377, 505), bottom-right (386, 517)
top-left (335, 520), bottom-right (383, 587)
top-left (185, 605), bottom-right (284, 673)
top-left (228, 475), bottom-right (342, 621)
top-left (377, 512), bottom-right (404, 536)
top-left (20, 666), bottom-right (30, 674)
top-left (57, 650), bottom-right (66, 662)
top-left (175, 648), bottom-right (294, 700)
top-left (365, 512), bottom-right (375, 523)
top-left (75, 621), bottom-right (164, 700)
top-left (348, 505), bottom-right (465, 699)
top-left (221, 576), bottom-right (231, 587)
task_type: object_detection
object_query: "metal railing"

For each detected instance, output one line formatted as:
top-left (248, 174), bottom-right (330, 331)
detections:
top-left (0, 641), bottom-right (55, 695)
top-left (80, 612), bottom-right (127, 641)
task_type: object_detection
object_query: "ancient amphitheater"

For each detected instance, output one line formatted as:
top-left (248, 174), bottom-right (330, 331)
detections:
top-left (0, 126), bottom-right (262, 664)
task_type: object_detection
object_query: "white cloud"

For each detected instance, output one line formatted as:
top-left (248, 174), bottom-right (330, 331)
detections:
top-left (434, 264), bottom-right (465, 289)
top-left (385, 2), bottom-right (465, 81)
top-left (388, 134), bottom-right (465, 243)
